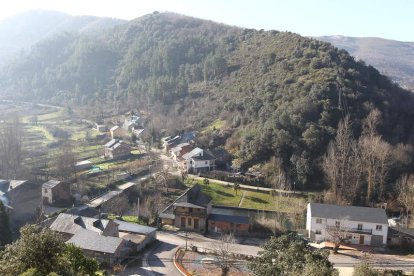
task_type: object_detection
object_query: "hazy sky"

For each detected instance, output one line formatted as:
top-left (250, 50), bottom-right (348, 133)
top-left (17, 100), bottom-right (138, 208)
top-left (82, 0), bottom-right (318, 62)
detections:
top-left (1, 0), bottom-right (413, 41)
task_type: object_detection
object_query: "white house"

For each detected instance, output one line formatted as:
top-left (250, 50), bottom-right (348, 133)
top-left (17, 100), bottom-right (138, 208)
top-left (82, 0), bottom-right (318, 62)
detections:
top-left (306, 203), bottom-right (388, 246)
top-left (182, 147), bottom-right (215, 173)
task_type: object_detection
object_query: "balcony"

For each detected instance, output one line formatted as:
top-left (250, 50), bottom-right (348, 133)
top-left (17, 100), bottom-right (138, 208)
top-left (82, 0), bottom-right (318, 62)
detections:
top-left (349, 228), bottom-right (372, 234)
top-left (174, 210), bottom-right (207, 217)
top-left (326, 225), bottom-right (372, 235)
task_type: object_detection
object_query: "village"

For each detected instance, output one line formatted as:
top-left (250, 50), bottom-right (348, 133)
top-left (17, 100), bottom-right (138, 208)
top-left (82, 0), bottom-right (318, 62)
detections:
top-left (1, 100), bottom-right (414, 276)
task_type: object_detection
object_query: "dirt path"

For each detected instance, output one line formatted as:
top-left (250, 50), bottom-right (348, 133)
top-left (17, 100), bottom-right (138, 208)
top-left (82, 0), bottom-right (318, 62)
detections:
top-left (238, 191), bottom-right (247, 207)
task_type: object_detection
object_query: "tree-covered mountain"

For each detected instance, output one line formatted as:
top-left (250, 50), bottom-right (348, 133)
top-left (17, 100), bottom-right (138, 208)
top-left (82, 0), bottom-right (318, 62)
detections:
top-left (318, 35), bottom-right (414, 91)
top-left (0, 10), bottom-right (126, 65)
top-left (1, 12), bottom-right (414, 192)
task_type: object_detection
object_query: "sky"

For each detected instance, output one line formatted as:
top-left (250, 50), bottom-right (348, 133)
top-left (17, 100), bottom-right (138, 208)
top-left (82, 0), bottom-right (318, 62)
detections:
top-left (1, 0), bottom-right (413, 41)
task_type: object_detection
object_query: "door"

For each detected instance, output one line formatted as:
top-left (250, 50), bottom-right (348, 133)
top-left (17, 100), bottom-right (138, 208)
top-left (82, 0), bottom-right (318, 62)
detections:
top-left (194, 218), bottom-right (199, 230)
top-left (359, 235), bottom-right (365, 245)
top-left (181, 217), bottom-right (186, 228)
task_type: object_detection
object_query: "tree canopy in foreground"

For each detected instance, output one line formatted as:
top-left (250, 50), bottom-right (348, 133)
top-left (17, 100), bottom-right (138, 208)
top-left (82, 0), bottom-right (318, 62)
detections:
top-left (0, 225), bottom-right (98, 276)
top-left (248, 233), bottom-right (338, 276)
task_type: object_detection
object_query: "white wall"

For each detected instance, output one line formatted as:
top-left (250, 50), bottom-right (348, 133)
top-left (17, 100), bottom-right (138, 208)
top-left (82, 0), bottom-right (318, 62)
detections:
top-left (307, 205), bottom-right (388, 245)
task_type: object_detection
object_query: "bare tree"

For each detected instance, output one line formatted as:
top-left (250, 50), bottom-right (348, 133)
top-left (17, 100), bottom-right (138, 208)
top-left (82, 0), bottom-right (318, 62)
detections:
top-left (359, 110), bottom-right (393, 203)
top-left (140, 192), bottom-right (162, 225)
top-left (397, 174), bottom-right (414, 228)
top-left (102, 194), bottom-right (130, 217)
top-left (325, 219), bottom-right (351, 253)
top-left (54, 143), bottom-right (76, 180)
top-left (210, 233), bottom-right (236, 276)
top-left (154, 166), bottom-right (170, 192)
top-left (0, 115), bottom-right (24, 178)
top-left (323, 117), bottom-right (362, 204)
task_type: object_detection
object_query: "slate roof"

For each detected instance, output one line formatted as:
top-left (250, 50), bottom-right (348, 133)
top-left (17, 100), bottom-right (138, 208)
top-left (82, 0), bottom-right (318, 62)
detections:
top-left (170, 143), bottom-right (191, 153)
top-left (192, 151), bottom-right (216, 161)
top-left (182, 147), bottom-right (203, 160)
top-left (110, 126), bottom-right (119, 131)
top-left (160, 185), bottom-right (212, 219)
top-left (309, 203), bottom-right (388, 224)
top-left (66, 205), bottom-right (100, 218)
top-left (66, 229), bottom-right (123, 254)
top-left (42, 180), bottom-right (62, 189)
top-left (208, 214), bottom-right (250, 224)
top-left (114, 220), bottom-right (156, 235)
top-left (50, 213), bottom-right (114, 235)
top-left (105, 139), bottom-right (118, 148)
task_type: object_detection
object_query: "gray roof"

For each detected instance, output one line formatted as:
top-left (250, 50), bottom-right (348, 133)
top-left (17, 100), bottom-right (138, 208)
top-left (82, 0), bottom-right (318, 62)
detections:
top-left (114, 220), bottom-right (156, 234)
top-left (42, 180), bottom-right (62, 189)
top-left (192, 151), bottom-right (216, 161)
top-left (208, 214), bottom-right (249, 224)
top-left (67, 229), bottom-right (123, 254)
top-left (160, 185), bottom-right (212, 219)
top-left (105, 139), bottom-right (118, 148)
top-left (66, 205), bottom-right (100, 218)
top-left (110, 125), bottom-right (119, 131)
top-left (309, 203), bottom-right (388, 224)
top-left (182, 147), bottom-right (203, 160)
top-left (87, 190), bottom-right (121, 208)
top-left (50, 213), bottom-right (114, 235)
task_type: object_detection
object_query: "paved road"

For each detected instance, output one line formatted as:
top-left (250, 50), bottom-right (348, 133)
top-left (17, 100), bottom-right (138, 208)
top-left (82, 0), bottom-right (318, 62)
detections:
top-left (124, 231), bottom-right (262, 275)
top-left (329, 250), bottom-right (414, 272)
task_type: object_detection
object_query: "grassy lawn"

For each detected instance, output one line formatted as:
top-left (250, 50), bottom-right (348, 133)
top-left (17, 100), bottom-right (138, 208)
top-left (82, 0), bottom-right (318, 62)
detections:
top-left (26, 125), bottom-right (56, 142)
top-left (37, 110), bottom-right (63, 122)
top-left (189, 180), bottom-right (242, 206)
top-left (188, 179), bottom-right (307, 213)
top-left (241, 191), bottom-right (306, 213)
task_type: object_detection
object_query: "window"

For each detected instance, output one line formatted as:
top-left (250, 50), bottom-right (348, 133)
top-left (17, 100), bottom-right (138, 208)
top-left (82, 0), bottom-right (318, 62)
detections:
top-left (315, 230), bottom-right (322, 235)
top-left (43, 188), bottom-right (48, 193)
top-left (376, 225), bottom-right (382, 231)
top-left (316, 218), bottom-right (322, 224)
top-left (335, 221), bottom-right (340, 227)
top-left (188, 218), bottom-right (192, 225)
top-left (205, 161), bottom-right (208, 164)
top-left (189, 208), bottom-right (193, 213)
top-left (357, 224), bottom-right (363, 230)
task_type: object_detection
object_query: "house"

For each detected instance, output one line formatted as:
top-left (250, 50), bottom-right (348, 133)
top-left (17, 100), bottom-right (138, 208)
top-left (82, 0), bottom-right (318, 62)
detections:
top-left (182, 147), bottom-right (216, 173)
top-left (75, 160), bottom-right (92, 172)
top-left (114, 220), bottom-right (157, 252)
top-left (95, 123), bottom-right (108, 132)
top-left (123, 115), bottom-right (140, 132)
top-left (104, 139), bottom-right (131, 159)
top-left (388, 227), bottom-right (414, 248)
top-left (49, 213), bottom-right (120, 238)
top-left (110, 126), bottom-right (125, 139)
top-left (66, 229), bottom-right (126, 265)
top-left (306, 203), bottom-right (388, 246)
top-left (208, 214), bottom-right (250, 234)
top-left (49, 213), bottom-right (126, 264)
top-left (160, 185), bottom-right (212, 232)
top-left (163, 135), bottom-right (181, 151)
top-left (170, 143), bottom-right (193, 162)
top-left (42, 180), bottom-right (71, 205)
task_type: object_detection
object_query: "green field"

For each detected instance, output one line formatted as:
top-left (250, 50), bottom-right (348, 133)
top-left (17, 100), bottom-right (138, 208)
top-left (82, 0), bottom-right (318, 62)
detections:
top-left (188, 179), bottom-right (307, 213)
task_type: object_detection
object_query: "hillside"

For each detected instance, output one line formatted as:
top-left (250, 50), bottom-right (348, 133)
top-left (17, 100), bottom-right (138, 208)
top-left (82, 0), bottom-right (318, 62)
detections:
top-left (0, 10), bottom-right (126, 65)
top-left (318, 36), bottom-right (414, 91)
top-left (1, 12), bottom-right (414, 191)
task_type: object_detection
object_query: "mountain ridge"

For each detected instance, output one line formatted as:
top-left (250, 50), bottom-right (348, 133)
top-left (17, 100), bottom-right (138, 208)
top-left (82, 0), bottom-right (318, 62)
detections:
top-left (0, 9), bottom-right (126, 65)
top-left (317, 35), bottom-right (414, 91)
top-left (1, 12), bottom-right (414, 190)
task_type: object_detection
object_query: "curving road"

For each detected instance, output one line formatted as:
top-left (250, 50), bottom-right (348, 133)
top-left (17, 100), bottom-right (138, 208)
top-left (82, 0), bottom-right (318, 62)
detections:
top-left (124, 231), bottom-right (262, 275)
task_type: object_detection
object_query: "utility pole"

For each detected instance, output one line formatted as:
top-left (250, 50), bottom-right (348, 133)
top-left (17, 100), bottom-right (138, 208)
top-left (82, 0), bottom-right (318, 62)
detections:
top-left (185, 230), bottom-right (188, 251)
top-left (137, 197), bottom-right (140, 221)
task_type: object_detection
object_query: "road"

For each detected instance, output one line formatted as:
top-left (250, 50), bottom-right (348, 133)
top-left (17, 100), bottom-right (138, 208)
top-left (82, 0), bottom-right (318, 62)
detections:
top-left (329, 250), bottom-right (414, 272)
top-left (124, 231), bottom-right (262, 275)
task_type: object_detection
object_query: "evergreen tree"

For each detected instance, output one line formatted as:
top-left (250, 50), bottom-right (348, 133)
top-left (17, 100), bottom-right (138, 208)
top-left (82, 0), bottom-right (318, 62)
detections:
top-left (0, 200), bottom-right (12, 246)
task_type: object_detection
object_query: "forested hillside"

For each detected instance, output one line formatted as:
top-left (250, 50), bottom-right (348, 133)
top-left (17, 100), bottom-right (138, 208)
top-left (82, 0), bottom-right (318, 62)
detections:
top-left (1, 12), bottom-right (414, 195)
top-left (0, 10), bottom-right (126, 65)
